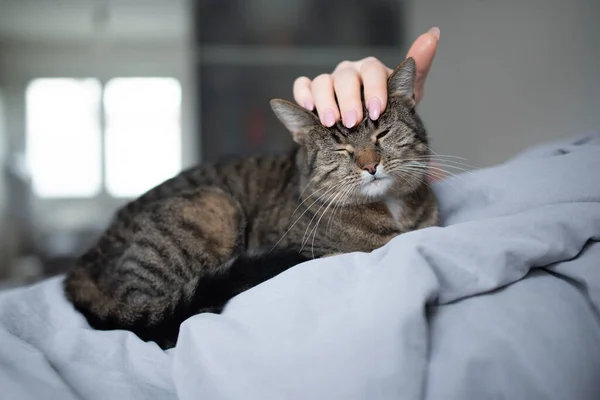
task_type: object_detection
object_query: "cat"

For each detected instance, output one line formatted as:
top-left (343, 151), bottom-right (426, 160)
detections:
top-left (64, 57), bottom-right (439, 349)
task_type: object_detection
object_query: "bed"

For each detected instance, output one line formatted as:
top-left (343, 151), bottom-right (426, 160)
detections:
top-left (1, 131), bottom-right (599, 400)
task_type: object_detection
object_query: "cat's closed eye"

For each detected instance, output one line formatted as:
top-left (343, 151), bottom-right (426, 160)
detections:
top-left (376, 129), bottom-right (390, 140)
top-left (334, 147), bottom-right (354, 155)
top-left (372, 129), bottom-right (390, 144)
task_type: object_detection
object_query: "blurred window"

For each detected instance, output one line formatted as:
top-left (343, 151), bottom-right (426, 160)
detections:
top-left (25, 77), bottom-right (182, 199)
top-left (104, 78), bottom-right (182, 198)
top-left (26, 78), bottom-right (102, 198)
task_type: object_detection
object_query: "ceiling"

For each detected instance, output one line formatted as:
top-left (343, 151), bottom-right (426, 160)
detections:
top-left (0, 0), bottom-right (190, 43)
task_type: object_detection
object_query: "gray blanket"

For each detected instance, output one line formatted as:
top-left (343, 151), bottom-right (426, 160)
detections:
top-left (1, 132), bottom-right (600, 400)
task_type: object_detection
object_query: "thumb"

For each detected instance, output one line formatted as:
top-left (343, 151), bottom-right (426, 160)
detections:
top-left (406, 27), bottom-right (440, 105)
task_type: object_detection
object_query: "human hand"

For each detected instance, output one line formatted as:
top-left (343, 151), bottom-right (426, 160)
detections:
top-left (292, 27), bottom-right (440, 128)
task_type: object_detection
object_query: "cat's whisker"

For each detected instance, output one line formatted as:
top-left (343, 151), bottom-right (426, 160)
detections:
top-left (427, 154), bottom-right (469, 160)
top-left (300, 182), bottom-right (348, 229)
top-left (427, 162), bottom-right (473, 172)
top-left (386, 163), bottom-right (429, 180)
top-left (271, 182), bottom-right (345, 252)
top-left (326, 184), bottom-right (354, 232)
top-left (299, 178), bottom-right (354, 249)
top-left (389, 163), bottom-right (444, 179)
top-left (300, 185), bottom-right (345, 252)
top-left (302, 177), bottom-right (358, 254)
top-left (296, 177), bottom-right (318, 206)
top-left (403, 157), bottom-right (476, 173)
top-left (307, 185), bottom-right (350, 257)
top-left (424, 145), bottom-right (472, 164)
top-left (387, 168), bottom-right (437, 192)
top-left (326, 182), bottom-right (356, 232)
top-left (394, 159), bottom-right (473, 181)
top-left (291, 183), bottom-right (329, 217)
top-left (311, 182), bottom-right (358, 256)
top-left (387, 165), bottom-right (427, 191)
top-left (422, 147), bottom-right (479, 175)
top-left (389, 165), bottom-right (463, 192)
top-left (411, 163), bottom-right (475, 185)
top-left (397, 146), bottom-right (476, 170)
top-left (406, 157), bottom-right (477, 171)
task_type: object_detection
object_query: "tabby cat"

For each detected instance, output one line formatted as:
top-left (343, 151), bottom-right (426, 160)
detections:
top-left (65, 58), bottom-right (439, 349)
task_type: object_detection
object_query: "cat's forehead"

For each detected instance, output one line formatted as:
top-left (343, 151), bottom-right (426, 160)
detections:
top-left (322, 98), bottom-right (416, 141)
top-left (330, 114), bottom-right (387, 139)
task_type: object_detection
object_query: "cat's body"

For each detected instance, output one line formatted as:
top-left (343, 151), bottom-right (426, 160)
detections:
top-left (65, 58), bottom-right (439, 349)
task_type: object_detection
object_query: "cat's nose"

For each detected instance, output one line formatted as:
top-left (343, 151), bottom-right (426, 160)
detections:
top-left (363, 163), bottom-right (379, 175)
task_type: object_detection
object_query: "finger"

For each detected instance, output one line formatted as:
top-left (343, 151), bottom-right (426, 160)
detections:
top-left (332, 60), bottom-right (357, 75)
top-left (406, 27), bottom-right (440, 104)
top-left (332, 68), bottom-right (363, 128)
top-left (293, 76), bottom-right (315, 111)
top-left (311, 74), bottom-right (339, 127)
top-left (359, 57), bottom-right (392, 121)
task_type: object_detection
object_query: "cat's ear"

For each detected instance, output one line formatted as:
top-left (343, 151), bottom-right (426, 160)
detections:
top-left (270, 99), bottom-right (321, 144)
top-left (388, 57), bottom-right (416, 107)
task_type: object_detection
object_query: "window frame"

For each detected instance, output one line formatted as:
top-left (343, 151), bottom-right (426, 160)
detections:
top-left (25, 75), bottom-right (186, 201)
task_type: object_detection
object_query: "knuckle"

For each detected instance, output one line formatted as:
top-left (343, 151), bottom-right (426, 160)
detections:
top-left (334, 60), bottom-right (355, 72)
top-left (333, 68), bottom-right (359, 85)
top-left (362, 56), bottom-right (380, 65)
top-left (359, 57), bottom-right (383, 73)
top-left (336, 70), bottom-right (358, 83)
top-left (312, 74), bottom-right (332, 86)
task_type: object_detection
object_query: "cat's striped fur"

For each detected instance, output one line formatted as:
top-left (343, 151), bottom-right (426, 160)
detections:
top-left (65, 58), bottom-right (439, 349)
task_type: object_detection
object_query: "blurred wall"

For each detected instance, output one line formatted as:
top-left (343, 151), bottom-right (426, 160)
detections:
top-left (0, 89), bottom-right (7, 277)
top-left (194, 0), bottom-right (407, 163)
top-left (410, 0), bottom-right (600, 167)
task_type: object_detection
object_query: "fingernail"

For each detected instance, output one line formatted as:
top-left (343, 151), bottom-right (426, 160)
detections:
top-left (428, 26), bottom-right (440, 40)
top-left (323, 109), bottom-right (336, 127)
top-left (367, 97), bottom-right (382, 120)
top-left (303, 99), bottom-right (314, 111)
top-left (343, 109), bottom-right (357, 128)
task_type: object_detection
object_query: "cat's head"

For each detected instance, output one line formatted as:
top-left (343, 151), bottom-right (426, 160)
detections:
top-left (270, 57), bottom-right (430, 204)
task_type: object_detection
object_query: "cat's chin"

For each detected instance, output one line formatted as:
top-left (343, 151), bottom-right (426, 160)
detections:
top-left (360, 176), bottom-right (394, 199)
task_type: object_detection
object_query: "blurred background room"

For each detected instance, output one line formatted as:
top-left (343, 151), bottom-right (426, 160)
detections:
top-left (0, 0), bottom-right (598, 288)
